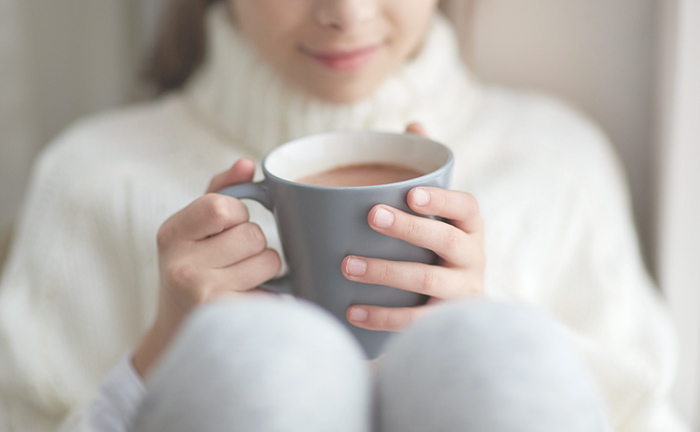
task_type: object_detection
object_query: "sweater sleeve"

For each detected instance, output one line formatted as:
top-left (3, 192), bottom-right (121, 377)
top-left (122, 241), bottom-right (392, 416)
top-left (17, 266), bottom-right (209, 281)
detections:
top-left (532, 118), bottom-right (687, 431)
top-left (49, 356), bottom-right (145, 432)
top-left (86, 355), bottom-right (146, 432)
top-left (0, 121), bottom-right (156, 432)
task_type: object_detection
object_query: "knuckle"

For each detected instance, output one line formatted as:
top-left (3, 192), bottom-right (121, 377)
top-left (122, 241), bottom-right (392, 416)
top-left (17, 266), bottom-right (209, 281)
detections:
top-left (400, 216), bottom-right (419, 239)
top-left (420, 268), bottom-right (440, 296)
top-left (164, 261), bottom-right (201, 295)
top-left (261, 249), bottom-right (282, 276)
top-left (441, 230), bottom-right (462, 257)
top-left (166, 261), bottom-right (194, 285)
top-left (376, 309), bottom-right (395, 330)
top-left (242, 223), bottom-right (266, 251)
top-left (435, 188), bottom-right (450, 210)
top-left (204, 194), bottom-right (249, 229)
top-left (375, 308), bottom-right (411, 331)
top-left (377, 261), bottom-right (393, 285)
top-left (156, 221), bottom-right (175, 248)
top-left (206, 194), bottom-right (234, 225)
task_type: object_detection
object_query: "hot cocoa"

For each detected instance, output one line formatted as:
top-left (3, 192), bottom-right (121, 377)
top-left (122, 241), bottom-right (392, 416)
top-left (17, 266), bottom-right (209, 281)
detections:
top-left (297, 163), bottom-right (424, 187)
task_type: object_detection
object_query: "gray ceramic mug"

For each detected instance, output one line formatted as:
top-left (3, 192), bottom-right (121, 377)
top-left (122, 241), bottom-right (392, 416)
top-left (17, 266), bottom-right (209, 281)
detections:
top-left (219, 131), bottom-right (453, 358)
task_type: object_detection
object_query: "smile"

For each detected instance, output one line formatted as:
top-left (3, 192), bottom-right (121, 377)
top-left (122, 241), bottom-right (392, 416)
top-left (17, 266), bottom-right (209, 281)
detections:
top-left (301, 44), bottom-right (382, 72)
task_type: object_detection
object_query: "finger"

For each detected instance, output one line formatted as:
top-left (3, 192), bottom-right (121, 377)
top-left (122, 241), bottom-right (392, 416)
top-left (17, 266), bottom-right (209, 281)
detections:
top-left (158, 194), bottom-right (250, 244)
top-left (207, 158), bottom-right (256, 193)
top-left (342, 256), bottom-right (478, 299)
top-left (346, 304), bottom-right (432, 332)
top-left (406, 187), bottom-right (484, 234)
top-left (367, 205), bottom-right (473, 266)
top-left (194, 222), bottom-right (268, 268)
top-left (405, 122), bottom-right (428, 137)
top-left (211, 248), bottom-right (282, 294)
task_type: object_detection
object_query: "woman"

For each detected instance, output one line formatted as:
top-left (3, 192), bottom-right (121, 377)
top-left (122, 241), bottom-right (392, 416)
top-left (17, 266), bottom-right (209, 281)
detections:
top-left (0, 0), bottom-right (686, 431)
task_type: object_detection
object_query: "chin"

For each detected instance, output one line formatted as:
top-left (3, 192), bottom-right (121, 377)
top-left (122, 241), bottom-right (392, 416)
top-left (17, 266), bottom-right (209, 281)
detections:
top-left (302, 80), bottom-right (382, 106)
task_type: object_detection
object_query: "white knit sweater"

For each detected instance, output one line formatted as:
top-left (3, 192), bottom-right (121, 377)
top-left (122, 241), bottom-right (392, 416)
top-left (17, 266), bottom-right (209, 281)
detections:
top-left (0, 5), bottom-right (687, 432)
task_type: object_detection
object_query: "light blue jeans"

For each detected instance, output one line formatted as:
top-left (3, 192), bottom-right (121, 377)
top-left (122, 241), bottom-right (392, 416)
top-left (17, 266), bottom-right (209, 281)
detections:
top-left (130, 298), bottom-right (609, 432)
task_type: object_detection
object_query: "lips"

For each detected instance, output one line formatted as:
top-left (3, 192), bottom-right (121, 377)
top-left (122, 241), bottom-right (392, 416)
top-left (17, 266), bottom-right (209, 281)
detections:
top-left (302, 44), bottom-right (382, 72)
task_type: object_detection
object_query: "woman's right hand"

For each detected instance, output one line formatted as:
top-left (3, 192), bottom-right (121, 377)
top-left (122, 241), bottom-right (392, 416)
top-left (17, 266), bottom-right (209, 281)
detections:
top-left (132, 158), bottom-right (281, 377)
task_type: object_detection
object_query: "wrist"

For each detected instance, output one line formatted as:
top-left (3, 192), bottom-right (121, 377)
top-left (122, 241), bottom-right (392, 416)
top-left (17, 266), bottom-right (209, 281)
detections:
top-left (132, 301), bottom-right (184, 378)
top-left (132, 322), bottom-right (168, 379)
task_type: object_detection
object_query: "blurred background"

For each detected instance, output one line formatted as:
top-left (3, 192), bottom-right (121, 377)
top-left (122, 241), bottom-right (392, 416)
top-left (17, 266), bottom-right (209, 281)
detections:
top-left (0, 0), bottom-right (698, 427)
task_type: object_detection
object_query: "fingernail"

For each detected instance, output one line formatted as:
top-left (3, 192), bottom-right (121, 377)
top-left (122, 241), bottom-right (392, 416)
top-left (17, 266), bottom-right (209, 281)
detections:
top-left (413, 188), bottom-right (430, 206)
top-left (373, 208), bottom-right (394, 229)
top-left (346, 257), bottom-right (367, 276)
top-left (349, 307), bottom-right (368, 322)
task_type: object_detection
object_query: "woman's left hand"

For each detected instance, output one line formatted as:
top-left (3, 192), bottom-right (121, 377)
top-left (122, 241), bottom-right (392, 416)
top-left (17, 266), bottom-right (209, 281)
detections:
top-left (341, 123), bottom-right (485, 332)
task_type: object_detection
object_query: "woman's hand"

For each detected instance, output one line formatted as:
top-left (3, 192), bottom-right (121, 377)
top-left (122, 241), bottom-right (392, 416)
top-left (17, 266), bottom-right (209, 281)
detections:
top-left (133, 158), bottom-right (281, 377)
top-left (342, 123), bottom-right (485, 332)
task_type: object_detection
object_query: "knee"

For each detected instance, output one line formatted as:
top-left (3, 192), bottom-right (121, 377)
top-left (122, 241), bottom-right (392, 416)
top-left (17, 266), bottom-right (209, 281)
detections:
top-left (378, 299), bottom-right (594, 397)
top-left (159, 298), bottom-right (364, 374)
top-left (386, 299), bottom-right (571, 358)
top-left (376, 300), bottom-right (608, 432)
top-left (175, 296), bottom-right (365, 363)
top-left (134, 298), bottom-right (371, 432)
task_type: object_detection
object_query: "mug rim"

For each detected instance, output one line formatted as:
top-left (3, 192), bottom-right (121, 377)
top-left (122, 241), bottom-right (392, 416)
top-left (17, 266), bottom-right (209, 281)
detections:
top-left (261, 130), bottom-right (454, 190)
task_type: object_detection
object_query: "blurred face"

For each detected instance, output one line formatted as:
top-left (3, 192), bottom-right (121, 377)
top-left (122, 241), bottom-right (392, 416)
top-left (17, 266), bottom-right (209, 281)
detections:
top-left (229, 0), bottom-right (440, 104)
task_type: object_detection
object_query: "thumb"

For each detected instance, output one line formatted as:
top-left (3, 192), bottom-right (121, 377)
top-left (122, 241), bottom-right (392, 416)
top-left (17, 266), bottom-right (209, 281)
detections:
top-left (405, 122), bottom-right (428, 137)
top-left (206, 158), bottom-right (256, 193)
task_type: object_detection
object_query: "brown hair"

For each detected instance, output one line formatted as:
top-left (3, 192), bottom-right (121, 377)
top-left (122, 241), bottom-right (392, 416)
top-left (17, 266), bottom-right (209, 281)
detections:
top-left (145, 0), bottom-right (224, 94)
top-left (145, 0), bottom-right (474, 94)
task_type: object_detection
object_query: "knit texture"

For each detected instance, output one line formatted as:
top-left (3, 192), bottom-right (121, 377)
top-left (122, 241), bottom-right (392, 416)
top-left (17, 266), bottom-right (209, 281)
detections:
top-left (0, 4), bottom-right (686, 432)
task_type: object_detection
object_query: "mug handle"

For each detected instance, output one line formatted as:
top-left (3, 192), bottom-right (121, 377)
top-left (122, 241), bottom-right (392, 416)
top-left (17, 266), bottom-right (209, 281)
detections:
top-left (218, 181), bottom-right (293, 295)
top-left (218, 181), bottom-right (272, 210)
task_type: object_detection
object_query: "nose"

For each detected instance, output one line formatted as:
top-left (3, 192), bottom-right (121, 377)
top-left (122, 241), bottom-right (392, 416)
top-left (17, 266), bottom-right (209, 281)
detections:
top-left (313, 0), bottom-right (378, 32)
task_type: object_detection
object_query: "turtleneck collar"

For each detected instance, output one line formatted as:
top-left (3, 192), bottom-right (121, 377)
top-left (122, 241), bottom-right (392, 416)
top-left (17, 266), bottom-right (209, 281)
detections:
top-left (182, 2), bottom-right (480, 159)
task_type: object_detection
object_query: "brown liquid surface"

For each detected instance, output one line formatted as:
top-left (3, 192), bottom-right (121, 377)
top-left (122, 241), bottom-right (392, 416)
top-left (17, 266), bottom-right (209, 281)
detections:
top-left (297, 163), bottom-right (424, 187)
